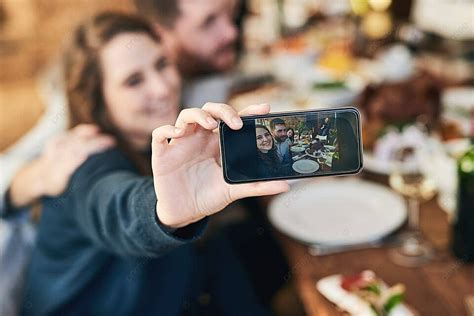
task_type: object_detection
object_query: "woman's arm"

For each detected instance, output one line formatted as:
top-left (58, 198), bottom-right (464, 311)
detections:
top-left (71, 104), bottom-right (288, 258)
top-left (70, 151), bottom-right (207, 258)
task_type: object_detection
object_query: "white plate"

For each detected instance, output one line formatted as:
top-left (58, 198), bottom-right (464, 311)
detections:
top-left (269, 179), bottom-right (407, 245)
top-left (292, 159), bottom-right (319, 174)
top-left (362, 151), bottom-right (394, 174)
top-left (291, 146), bottom-right (306, 153)
top-left (363, 151), bottom-right (414, 175)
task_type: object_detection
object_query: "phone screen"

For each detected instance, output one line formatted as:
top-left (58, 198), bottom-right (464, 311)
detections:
top-left (219, 107), bottom-right (363, 183)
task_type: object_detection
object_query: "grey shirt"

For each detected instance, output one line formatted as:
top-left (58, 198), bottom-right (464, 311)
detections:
top-left (182, 73), bottom-right (235, 108)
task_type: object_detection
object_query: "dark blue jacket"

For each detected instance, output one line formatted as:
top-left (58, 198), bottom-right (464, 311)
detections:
top-left (21, 149), bottom-right (267, 316)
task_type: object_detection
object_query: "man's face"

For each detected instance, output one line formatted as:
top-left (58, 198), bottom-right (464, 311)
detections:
top-left (272, 124), bottom-right (287, 142)
top-left (164, 0), bottom-right (238, 76)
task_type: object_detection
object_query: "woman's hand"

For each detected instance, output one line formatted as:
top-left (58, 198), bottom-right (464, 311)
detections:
top-left (9, 125), bottom-right (115, 207)
top-left (152, 103), bottom-right (289, 228)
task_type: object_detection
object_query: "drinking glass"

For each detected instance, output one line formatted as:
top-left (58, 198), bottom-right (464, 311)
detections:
top-left (388, 146), bottom-right (437, 267)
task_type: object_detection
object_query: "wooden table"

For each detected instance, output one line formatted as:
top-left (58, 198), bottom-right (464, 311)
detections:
top-left (269, 172), bottom-right (474, 316)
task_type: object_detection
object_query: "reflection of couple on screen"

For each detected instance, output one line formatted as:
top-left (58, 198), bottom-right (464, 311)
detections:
top-left (255, 122), bottom-right (292, 178)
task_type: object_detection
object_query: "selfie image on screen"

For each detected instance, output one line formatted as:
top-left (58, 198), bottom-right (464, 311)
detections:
top-left (220, 108), bottom-right (361, 183)
top-left (254, 111), bottom-right (359, 178)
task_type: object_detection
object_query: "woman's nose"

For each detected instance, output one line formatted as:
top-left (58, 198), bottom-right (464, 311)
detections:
top-left (146, 74), bottom-right (169, 99)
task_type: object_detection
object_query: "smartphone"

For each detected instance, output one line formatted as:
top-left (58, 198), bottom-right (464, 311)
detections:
top-left (219, 107), bottom-right (363, 184)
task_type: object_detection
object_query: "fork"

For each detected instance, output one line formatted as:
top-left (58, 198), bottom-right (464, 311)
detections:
top-left (465, 295), bottom-right (474, 316)
top-left (292, 153), bottom-right (308, 161)
top-left (307, 234), bottom-right (401, 256)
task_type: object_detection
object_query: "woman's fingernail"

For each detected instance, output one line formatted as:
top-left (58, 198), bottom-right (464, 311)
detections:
top-left (232, 117), bottom-right (242, 127)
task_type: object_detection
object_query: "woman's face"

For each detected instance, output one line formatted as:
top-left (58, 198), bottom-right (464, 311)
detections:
top-left (256, 127), bottom-right (273, 152)
top-left (100, 32), bottom-right (181, 149)
top-left (287, 129), bottom-right (294, 138)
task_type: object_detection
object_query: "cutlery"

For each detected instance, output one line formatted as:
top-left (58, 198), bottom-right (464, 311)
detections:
top-left (292, 153), bottom-right (308, 161)
top-left (307, 235), bottom-right (401, 256)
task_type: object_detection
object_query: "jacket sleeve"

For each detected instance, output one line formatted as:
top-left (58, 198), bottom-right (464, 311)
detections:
top-left (68, 149), bottom-right (208, 258)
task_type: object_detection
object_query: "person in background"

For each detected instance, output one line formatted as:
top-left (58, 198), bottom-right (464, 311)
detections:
top-left (319, 117), bottom-right (331, 137)
top-left (134, 0), bottom-right (238, 77)
top-left (21, 12), bottom-right (288, 316)
top-left (286, 128), bottom-right (295, 145)
top-left (134, 0), bottom-right (242, 107)
top-left (270, 118), bottom-right (292, 167)
top-left (256, 125), bottom-right (292, 178)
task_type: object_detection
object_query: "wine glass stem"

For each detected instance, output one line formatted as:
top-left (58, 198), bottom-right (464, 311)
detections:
top-left (408, 198), bottom-right (420, 230)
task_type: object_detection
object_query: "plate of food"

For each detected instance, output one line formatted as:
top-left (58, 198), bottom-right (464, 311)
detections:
top-left (317, 270), bottom-right (416, 316)
top-left (307, 74), bottom-right (366, 108)
top-left (291, 146), bottom-right (306, 153)
top-left (292, 159), bottom-right (319, 174)
top-left (362, 125), bottom-right (435, 175)
top-left (269, 179), bottom-right (407, 245)
top-left (305, 147), bottom-right (322, 158)
top-left (359, 73), bottom-right (442, 174)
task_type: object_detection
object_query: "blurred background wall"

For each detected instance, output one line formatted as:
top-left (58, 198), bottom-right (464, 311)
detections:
top-left (0, 0), bottom-right (133, 151)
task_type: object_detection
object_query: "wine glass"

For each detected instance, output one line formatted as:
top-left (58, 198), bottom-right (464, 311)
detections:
top-left (388, 145), bottom-right (437, 267)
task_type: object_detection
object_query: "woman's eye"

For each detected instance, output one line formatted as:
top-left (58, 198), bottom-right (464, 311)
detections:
top-left (201, 14), bottom-right (217, 30)
top-left (256, 136), bottom-right (262, 140)
top-left (125, 75), bottom-right (143, 87)
top-left (155, 57), bottom-right (169, 72)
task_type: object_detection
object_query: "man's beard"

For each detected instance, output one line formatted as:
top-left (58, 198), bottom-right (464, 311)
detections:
top-left (176, 44), bottom-right (236, 78)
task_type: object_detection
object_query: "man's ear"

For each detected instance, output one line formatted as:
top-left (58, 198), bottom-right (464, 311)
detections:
top-left (152, 22), bottom-right (165, 36)
top-left (152, 22), bottom-right (178, 61)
